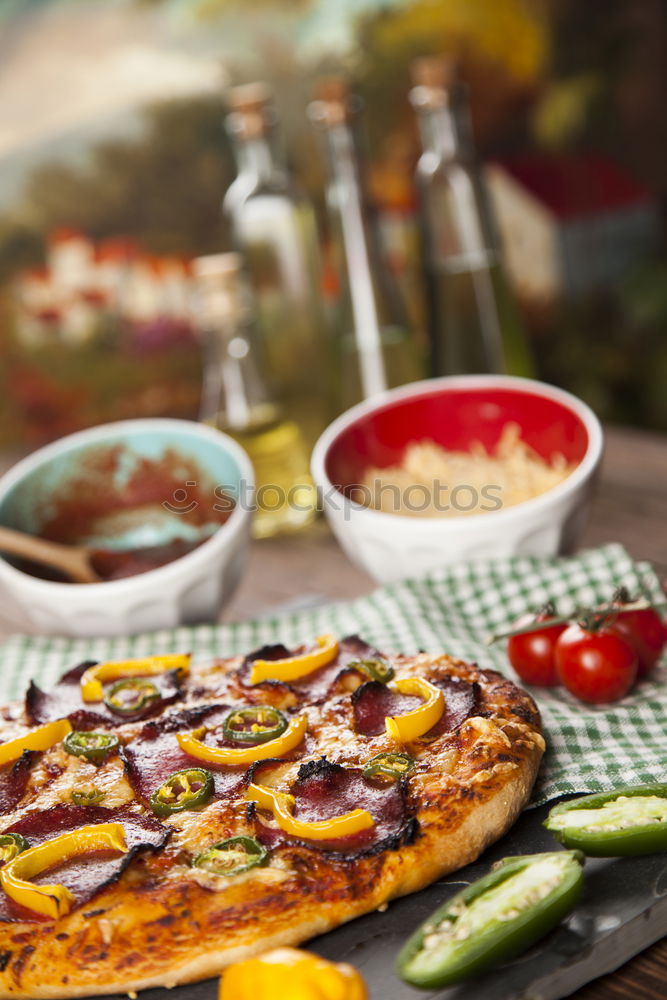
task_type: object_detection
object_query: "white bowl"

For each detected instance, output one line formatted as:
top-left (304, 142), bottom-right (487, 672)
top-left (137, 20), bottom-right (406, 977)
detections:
top-left (0, 419), bottom-right (254, 636)
top-left (311, 375), bottom-right (603, 584)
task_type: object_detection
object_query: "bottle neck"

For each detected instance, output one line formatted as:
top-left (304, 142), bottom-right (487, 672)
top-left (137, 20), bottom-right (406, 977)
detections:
top-left (420, 107), bottom-right (455, 161)
top-left (231, 132), bottom-right (282, 187)
top-left (321, 122), bottom-right (368, 239)
top-left (318, 120), bottom-right (389, 398)
top-left (412, 87), bottom-right (471, 165)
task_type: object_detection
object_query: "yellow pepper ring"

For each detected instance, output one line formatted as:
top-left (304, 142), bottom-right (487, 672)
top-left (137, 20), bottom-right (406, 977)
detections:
top-left (177, 714), bottom-right (308, 767)
top-left (80, 654), bottom-right (191, 703)
top-left (219, 947), bottom-right (369, 1000)
top-left (246, 782), bottom-right (374, 842)
top-left (0, 719), bottom-right (72, 769)
top-left (385, 678), bottom-right (445, 743)
top-left (249, 635), bottom-right (339, 685)
top-left (0, 823), bottom-right (128, 920)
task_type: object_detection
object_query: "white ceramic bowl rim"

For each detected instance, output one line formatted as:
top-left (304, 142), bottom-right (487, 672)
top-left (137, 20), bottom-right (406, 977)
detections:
top-left (0, 418), bottom-right (254, 593)
top-left (311, 375), bottom-right (604, 531)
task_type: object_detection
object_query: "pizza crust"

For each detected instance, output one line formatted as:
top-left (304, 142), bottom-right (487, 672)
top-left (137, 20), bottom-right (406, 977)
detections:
top-left (0, 651), bottom-right (544, 998)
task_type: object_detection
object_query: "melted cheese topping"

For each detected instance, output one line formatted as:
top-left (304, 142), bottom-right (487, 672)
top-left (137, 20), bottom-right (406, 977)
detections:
top-left (178, 862), bottom-right (292, 893)
top-left (0, 749), bottom-right (134, 831)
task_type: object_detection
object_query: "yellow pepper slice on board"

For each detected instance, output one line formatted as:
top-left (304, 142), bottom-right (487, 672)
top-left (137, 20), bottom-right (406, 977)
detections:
top-left (0, 823), bottom-right (127, 920)
top-left (246, 783), bottom-right (374, 842)
top-left (385, 678), bottom-right (445, 743)
top-left (0, 719), bottom-right (72, 768)
top-left (249, 635), bottom-right (339, 686)
top-left (177, 714), bottom-right (308, 767)
top-left (219, 947), bottom-right (368, 1000)
top-left (80, 654), bottom-right (191, 702)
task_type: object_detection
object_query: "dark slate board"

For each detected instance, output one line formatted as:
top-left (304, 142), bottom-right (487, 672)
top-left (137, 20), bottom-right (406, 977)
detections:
top-left (100, 800), bottom-right (667, 1000)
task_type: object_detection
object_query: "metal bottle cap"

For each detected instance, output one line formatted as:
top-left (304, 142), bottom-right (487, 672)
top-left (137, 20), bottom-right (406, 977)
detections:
top-left (226, 82), bottom-right (274, 140)
top-left (409, 56), bottom-right (456, 110)
top-left (308, 75), bottom-right (361, 128)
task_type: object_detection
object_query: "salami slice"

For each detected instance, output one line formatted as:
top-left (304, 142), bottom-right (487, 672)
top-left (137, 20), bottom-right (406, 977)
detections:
top-left (254, 757), bottom-right (415, 856)
top-left (351, 682), bottom-right (421, 737)
top-left (26, 662), bottom-right (185, 729)
top-left (352, 677), bottom-right (478, 738)
top-left (0, 752), bottom-right (35, 814)
top-left (0, 804), bottom-right (169, 922)
top-left (240, 635), bottom-right (390, 704)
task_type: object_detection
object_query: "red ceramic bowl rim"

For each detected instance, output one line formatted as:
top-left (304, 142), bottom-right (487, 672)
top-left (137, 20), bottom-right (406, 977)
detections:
top-left (311, 375), bottom-right (604, 529)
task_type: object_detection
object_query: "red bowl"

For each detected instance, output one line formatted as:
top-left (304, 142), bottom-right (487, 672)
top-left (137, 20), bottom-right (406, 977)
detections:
top-left (311, 376), bottom-right (604, 582)
top-left (325, 382), bottom-right (590, 491)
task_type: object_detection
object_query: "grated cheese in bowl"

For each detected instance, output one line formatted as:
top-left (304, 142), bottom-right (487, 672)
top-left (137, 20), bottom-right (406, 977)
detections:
top-left (356, 423), bottom-right (576, 518)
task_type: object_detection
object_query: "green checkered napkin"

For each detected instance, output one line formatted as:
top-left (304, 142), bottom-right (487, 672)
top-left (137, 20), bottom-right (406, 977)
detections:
top-left (0, 543), bottom-right (664, 806)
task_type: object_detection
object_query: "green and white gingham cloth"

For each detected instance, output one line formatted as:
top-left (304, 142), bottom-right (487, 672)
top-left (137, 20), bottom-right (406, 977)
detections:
top-left (0, 543), bottom-right (664, 806)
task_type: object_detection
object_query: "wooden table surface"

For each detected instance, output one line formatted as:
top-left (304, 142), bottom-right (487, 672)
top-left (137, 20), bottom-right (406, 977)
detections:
top-left (0, 423), bottom-right (666, 998)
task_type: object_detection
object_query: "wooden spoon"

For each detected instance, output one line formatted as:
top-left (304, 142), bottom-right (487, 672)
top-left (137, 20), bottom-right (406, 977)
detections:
top-left (0, 526), bottom-right (101, 584)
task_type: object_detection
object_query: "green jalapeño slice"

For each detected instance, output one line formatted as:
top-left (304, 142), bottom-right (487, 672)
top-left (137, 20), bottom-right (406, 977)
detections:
top-left (545, 784), bottom-right (667, 856)
top-left (348, 657), bottom-right (395, 684)
top-left (397, 850), bottom-right (583, 989)
top-left (63, 731), bottom-right (119, 764)
top-left (104, 678), bottom-right (160, 716)
top-left (363, 753), bottom-right (414, 782)
top-left (0, 834), bottom-right (29, 864)
top-left (150, 768), bottom-right (214, 817)
top-left (222, 706), bottom-right (288, 745)
top-left (71, 789), bottom-right (105, 806)
top-left (193, 836), bottom-right (268, 876)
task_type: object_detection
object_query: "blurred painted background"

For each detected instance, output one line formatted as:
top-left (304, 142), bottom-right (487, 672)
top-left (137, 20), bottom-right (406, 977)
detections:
top-left (1, 0), bottom-right (666, 448)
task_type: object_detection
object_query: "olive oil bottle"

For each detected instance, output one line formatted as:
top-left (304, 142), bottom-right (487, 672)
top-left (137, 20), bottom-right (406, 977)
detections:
top-left (308, 77), bottom-right (423, 414)
top-left (409, 57), bottom-right (533, 378)
top-left (223, 83), bottom-right (327, 448)
top-left (194, 253), bottom-right (317, 539)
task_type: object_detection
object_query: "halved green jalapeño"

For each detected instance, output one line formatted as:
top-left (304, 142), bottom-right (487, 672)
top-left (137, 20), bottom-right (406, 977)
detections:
top-left (545, 783), bottom-right (667, 856)
top-left (104, 678), bottom-right (160, 716)
top-left (397, 851), bottom-right (583, 989)
top-left (71, 789), bottom-right (105, 806)
top-left (64, 731), bottom-right (119, 763)
top-left (193, 836), bottom-right (268, 876)
top-left (0, 834), bottom-right (29, 864)
top-left (348, 657), bottom-right (395, 684)
top-left (150, 768), bottom-right (214, 817)
top-left (222, 706), bottom-right (288, 745)
top-left (363, 753), bottom-right (414, 782)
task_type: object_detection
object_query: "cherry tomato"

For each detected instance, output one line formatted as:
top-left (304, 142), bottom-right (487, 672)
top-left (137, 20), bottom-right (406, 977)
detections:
top-left (554, 624), bottom-right (638, 704)
top-left (507, 611), bottom-right (567, 686)
top-left (610, 604), bottom-right (665, 678)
